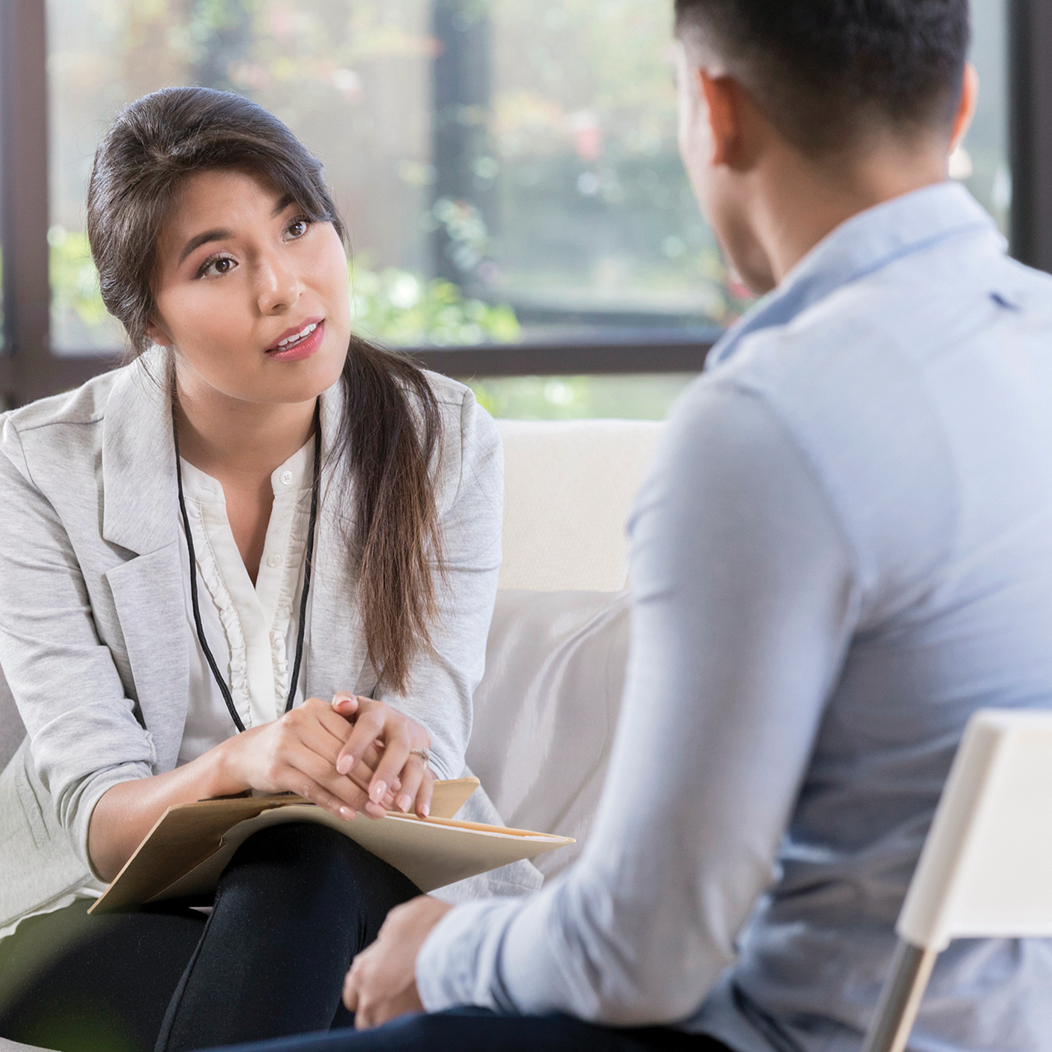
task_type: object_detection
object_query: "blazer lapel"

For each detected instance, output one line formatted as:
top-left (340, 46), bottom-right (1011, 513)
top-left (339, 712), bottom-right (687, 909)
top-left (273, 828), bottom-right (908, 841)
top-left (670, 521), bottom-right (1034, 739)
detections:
top-left (306, 383), bottom-right (373, 700)
top-left (104, 548), bottom-right (189, 771)
top-left (100, 352), bottom-right (189, 770)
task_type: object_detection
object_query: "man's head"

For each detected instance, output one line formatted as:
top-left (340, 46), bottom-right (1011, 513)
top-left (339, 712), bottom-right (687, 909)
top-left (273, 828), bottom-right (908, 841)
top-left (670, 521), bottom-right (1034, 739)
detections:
top-left (674, 0), bottom-right (975, 292)
top-left (675, 0), bottom-right (970, 157)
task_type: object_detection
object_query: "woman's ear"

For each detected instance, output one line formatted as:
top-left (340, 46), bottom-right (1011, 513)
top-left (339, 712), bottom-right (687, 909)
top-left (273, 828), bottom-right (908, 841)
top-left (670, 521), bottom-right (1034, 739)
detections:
top-left (145, 317), bottom-right (172, 348)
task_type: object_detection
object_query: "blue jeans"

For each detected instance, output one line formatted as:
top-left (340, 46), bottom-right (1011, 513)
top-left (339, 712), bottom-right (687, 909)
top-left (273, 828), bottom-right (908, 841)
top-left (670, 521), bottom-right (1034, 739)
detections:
top-left (209, 1007), bottom-right (733, 1052)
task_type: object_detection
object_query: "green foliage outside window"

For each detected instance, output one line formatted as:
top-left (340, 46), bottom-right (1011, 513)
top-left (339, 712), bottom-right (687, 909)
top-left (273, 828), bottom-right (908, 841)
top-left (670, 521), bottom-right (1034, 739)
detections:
top-left (349, 261), bottom-right (521, 347)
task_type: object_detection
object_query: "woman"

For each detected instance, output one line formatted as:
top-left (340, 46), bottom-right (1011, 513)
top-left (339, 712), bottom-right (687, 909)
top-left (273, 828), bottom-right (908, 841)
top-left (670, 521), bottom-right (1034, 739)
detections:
top-left (0, 86), bottom-right (525, 1052)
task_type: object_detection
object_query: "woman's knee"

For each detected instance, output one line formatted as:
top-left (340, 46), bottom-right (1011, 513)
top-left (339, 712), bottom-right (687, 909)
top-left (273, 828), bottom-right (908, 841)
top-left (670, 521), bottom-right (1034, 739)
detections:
top-left (216, 822), bottom-right (419, 935)
top-left (219, 822), bottom-right (359, 901)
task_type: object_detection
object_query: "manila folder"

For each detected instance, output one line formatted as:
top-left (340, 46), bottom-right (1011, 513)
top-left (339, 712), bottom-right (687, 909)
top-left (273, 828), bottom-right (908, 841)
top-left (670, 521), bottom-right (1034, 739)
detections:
top-left (89, 778), bottom-right (572, 914)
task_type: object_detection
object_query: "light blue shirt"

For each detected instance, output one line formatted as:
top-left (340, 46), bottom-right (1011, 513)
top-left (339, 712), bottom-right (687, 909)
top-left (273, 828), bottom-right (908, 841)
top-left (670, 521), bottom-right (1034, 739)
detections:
top-left (417, 183), bottom-right (1052, 1052)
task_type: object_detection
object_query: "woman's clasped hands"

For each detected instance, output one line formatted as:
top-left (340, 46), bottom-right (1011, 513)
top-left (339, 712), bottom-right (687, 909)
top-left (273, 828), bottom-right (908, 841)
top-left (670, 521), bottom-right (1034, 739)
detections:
top-left (220, 691), bottom-right (434, 822)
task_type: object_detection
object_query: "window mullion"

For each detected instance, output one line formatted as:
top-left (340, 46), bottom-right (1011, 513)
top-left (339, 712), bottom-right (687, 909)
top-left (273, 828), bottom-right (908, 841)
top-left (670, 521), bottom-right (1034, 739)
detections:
top-left (1009, 0), bottom-right (1052, 273)
top-left (0, 0), bottom-right (51, 406)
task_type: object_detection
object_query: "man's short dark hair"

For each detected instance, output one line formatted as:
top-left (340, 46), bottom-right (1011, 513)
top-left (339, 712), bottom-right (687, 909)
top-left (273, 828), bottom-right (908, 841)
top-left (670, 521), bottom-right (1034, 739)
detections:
top-left (674, 0), bottom-right (970, 156)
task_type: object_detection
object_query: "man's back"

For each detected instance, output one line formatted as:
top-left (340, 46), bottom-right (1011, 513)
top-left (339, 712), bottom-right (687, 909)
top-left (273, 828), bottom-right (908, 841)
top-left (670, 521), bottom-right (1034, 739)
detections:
top-left (694, 182), bottom-right (1052, 1051)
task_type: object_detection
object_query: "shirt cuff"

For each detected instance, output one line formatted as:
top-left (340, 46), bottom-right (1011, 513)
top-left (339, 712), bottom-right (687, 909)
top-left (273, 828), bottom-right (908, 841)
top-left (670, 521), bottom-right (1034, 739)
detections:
top-left (415, 896), bottom-right (525, 1013)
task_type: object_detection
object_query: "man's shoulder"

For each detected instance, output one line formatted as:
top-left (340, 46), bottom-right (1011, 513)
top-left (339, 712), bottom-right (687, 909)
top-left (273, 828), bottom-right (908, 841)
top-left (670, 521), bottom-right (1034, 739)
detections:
top-left (710, 238), bottom-right (1052, 425)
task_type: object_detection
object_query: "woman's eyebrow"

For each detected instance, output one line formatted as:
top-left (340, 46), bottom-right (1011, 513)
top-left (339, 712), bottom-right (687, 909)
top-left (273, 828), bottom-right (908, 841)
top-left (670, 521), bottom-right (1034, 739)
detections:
top-left (178, 228), bottom-right (231, 265)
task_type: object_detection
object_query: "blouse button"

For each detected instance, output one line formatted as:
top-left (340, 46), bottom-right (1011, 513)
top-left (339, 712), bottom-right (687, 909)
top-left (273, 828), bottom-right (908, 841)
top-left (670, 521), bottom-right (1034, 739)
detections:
top-left (280, 470), bottom-right (294, 486)
top-left (267, 553), bottom-right (283, 568)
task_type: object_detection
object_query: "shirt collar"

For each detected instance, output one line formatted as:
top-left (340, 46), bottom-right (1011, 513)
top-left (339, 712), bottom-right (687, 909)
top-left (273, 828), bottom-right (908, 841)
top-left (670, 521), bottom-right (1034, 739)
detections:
top-left (706, 181), bottom-right (1004, 370)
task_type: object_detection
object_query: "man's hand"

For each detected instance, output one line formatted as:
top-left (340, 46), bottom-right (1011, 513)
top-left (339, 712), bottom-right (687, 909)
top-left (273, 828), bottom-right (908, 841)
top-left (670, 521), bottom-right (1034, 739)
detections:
top-left (343, 895), bottom-right (454, 1029)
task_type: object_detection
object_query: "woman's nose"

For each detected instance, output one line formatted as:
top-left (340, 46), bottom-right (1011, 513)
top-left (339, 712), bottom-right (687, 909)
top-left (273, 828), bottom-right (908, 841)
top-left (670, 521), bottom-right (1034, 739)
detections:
top-left (256, 254), bottom-right (301, 314)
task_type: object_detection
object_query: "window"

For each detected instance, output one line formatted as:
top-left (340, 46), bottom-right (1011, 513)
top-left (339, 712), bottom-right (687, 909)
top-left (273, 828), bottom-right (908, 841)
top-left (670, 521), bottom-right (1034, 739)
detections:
top-left (3, 0), bottom-right (1050, 412)
top-left (960, 0), bottom-right (1010, 230)
top-left (48, 0), bottom-right (734, 359)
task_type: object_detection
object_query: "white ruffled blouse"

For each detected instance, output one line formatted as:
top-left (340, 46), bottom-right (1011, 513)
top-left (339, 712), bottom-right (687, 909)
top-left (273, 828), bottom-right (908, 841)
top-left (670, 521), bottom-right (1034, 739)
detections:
top-left (176, 437), bottom-right (315, 764)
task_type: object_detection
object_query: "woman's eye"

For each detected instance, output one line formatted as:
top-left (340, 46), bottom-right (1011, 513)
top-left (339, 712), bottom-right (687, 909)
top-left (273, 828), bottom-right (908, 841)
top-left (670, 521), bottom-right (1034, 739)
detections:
top-left (198, 255), bottom-right (236, 278)
top-left (286, 217), bottom-right (310, 239)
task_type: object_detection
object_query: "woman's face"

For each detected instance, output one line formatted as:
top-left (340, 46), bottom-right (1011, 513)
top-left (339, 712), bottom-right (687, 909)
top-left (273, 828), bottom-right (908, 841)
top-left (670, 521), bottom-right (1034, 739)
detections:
top-left (148, 168), bottom-right (351, 408)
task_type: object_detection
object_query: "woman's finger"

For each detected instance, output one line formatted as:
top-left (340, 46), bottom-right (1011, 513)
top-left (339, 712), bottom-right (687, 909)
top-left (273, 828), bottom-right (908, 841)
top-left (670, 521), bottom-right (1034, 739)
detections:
top-left (334, 702), bottom-right (389, 775)
top-left (313, 697), bottom-right (361, 747)
top-left (366, 735), bottom-right (411, 811)
top-left (393, 754), bottom-right (426, 814)
top-left (275, 762), bottom-right (358, 821)
top-left (269, 717), bottom-right (381, 812)
top-left (288, 741), bottom-right (401, 813)
top-left (294, 701), bottom-right (389, 793)
top-left (330, 691), bottom-right (361, 720)
top-left (415, 767), bottom-right (434, 819)
top-left (285, 706), bottom-right (362, 774)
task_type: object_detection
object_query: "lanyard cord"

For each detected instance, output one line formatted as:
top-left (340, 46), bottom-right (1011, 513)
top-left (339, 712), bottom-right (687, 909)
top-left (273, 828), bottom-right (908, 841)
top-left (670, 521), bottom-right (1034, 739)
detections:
top-left (173, 402), bottom-right (321, 734)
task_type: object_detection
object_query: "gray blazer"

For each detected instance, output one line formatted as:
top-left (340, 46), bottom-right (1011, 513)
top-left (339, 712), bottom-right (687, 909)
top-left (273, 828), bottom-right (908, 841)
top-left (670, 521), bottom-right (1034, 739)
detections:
top-left (0, 352), bottom-right (536, 933)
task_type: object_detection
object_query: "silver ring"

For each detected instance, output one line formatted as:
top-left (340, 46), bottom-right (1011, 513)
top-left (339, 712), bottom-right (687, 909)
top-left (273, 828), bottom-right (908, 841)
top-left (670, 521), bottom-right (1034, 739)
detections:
top-left (410, 748), bottom-right (429, 766)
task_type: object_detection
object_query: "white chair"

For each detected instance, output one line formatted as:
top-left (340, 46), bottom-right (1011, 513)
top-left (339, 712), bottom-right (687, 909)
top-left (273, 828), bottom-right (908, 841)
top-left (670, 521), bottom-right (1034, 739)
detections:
top-left (862, 708), bottom-right (1052, 1052)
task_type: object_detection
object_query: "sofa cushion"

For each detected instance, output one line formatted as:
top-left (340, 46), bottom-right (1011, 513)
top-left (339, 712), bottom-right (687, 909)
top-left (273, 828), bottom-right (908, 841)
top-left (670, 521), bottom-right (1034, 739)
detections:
top-left (496, 419), bottom-right (664, 591)
top-left (467, 589), bottom-right (630, 880)
top-left (0, 665), bottom-right (25, 771)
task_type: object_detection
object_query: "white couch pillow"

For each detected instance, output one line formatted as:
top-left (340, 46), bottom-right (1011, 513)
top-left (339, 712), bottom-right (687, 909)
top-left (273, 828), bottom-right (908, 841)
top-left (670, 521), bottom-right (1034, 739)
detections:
top-left (496, 419), bottom-right (664, 592)
top-left (467, 589), bottom-right (630, 880)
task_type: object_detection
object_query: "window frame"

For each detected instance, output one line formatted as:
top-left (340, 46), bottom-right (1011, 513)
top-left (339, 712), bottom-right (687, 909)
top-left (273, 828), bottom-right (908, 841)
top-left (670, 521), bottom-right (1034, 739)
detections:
top-left (2, 0), bottom-right (1050, 407)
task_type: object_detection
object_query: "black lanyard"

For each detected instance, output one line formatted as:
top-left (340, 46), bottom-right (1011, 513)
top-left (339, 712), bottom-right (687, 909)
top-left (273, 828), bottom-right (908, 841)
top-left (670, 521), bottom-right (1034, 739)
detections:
top-left (173, 403), bottom-right (321, 733)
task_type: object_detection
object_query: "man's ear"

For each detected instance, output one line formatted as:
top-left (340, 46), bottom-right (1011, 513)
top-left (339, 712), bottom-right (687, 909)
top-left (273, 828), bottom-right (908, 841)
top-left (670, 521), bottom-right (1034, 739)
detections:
top-left (699, 70), bottom-right (748, 168)
top-left (950, 62), bottom-right (979, 154)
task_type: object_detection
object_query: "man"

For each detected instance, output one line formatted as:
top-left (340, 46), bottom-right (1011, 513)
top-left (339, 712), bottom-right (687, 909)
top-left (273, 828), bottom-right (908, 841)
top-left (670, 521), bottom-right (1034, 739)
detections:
top-left (235, 2), bottom-right (1052, 1049)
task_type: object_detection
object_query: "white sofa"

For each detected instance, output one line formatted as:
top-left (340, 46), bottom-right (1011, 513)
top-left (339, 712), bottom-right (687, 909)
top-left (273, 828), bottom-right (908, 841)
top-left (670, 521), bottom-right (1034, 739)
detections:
top-left (466, 418), bottom-right (664, 878)
top-left (0, 417), bottom-right (666, 1052)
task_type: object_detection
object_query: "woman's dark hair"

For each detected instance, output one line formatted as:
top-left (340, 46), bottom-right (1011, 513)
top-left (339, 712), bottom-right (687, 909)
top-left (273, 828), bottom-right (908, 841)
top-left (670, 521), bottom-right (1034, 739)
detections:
top-left (87, 86), bottom-right (443, 694)
top-left (675, 0), bottom-right (970, 156)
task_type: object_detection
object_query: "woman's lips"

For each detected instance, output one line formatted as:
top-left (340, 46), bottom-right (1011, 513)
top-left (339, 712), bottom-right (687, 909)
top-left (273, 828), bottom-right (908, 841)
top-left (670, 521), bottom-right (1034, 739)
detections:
top-left (265, 319), bottom-right (325, 362)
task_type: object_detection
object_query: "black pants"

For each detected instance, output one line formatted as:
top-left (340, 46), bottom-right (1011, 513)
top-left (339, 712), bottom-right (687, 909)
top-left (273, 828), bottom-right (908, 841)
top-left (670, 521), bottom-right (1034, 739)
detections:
top-left (205, 1008), bottom-right (735, 1052)
top-left (0, 823), bottom-right (420, 1052)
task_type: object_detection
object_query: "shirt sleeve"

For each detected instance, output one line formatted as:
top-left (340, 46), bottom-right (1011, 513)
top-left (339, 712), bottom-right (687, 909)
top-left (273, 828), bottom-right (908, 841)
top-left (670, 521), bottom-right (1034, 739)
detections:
top-left (416, 379), bottom-right (863, 1024)
top-left (376, 386), bottom-right (503, 783)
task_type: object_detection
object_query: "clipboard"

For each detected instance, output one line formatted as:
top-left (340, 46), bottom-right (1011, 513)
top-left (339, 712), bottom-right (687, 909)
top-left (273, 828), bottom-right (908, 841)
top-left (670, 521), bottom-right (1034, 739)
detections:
top-left (89, 777), bottom-right (572, 914)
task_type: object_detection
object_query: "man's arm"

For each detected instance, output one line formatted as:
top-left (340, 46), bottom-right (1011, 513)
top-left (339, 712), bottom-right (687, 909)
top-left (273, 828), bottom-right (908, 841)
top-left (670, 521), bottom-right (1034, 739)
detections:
top-left (353, 378), bottom-right (863, 1026)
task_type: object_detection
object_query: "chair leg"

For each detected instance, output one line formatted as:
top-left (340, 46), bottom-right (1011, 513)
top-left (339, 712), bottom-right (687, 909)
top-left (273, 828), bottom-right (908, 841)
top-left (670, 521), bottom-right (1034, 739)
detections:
top-left (860, 939), bottom-right (939, 1052)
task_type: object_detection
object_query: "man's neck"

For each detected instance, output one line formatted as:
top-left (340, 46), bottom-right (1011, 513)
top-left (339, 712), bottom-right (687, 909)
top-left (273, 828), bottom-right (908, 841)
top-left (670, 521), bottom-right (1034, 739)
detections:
top-left (756, 135), bottom-right (949, 287)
